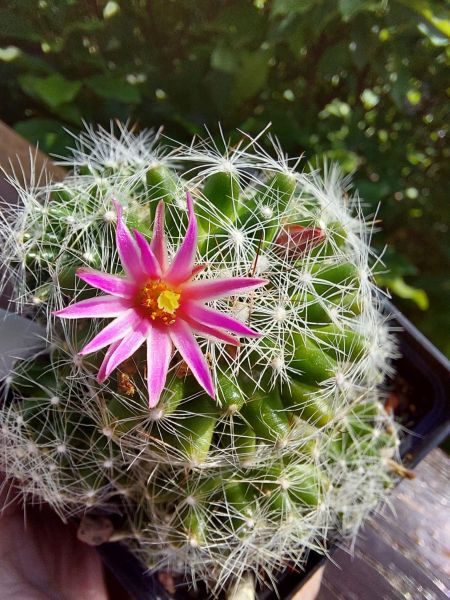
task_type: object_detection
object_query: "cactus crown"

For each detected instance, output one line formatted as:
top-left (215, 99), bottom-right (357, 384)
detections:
top-left (0, 124), bottom-right (399, 595)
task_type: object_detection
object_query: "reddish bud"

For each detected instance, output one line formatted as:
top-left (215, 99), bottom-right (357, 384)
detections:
top-left (191, 264), bottom-right (207, 278)
top-left (274, 225), bottom-right (326, 259)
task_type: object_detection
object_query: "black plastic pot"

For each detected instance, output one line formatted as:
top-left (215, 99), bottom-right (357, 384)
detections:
top-left (98, 300), bottom-right (450, 600)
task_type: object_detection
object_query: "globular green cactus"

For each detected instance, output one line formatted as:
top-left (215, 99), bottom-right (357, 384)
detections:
top-left (0, 124), bottom-right (399, 597)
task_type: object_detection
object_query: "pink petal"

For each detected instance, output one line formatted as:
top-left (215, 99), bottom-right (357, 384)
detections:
top-left (169, 319), bottom-right (215, 399)
top-left (150, 200), bottom-right (168, 271)
top-left (182, 303), bottom-right (261, 337)
top-left (134, 229), bottom-right (162, 279)
top-left (103, 320), bottom-right (150, 380)
top-left (53, 295), bottom-right (131, 319)
top-left (114, 201), bottom-right (145, 281)
top-left (146, 327), bottom-right (173, 407)
top-left (183, 277), bottom-right (267, 302)
top-left (97, 340), bottom-right (122, 384)
top-left (79, 309), bottom-right (141, 355)
top-left (165, 192), bottom-right (197, 285)
top-left (77, 268), bottom-right (136, 298)
top-left (184, 316), bottom-right (241, 347)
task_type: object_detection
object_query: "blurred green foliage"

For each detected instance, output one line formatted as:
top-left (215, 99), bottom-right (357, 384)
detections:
top-left (1, 0), bottom-right (449, 355)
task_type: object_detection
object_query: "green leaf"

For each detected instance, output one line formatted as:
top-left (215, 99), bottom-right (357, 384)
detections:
top-left (103, 1), bottom-right (120, 19)
top-left (318, 43), bottom-right (351, 77)
top-left (361, 89), bottom-right (380, 109)
top-left (86, 75), bottom-right (141, 103)
top-left (321, 149), bottom-right (360, 173)
top-left (19, 74), bottom-right (82, 109)
top-left (350, 20), bottom-right (378, 69)
top-left (389, 67), bottom-right (411, 109)
top-left (212, 4), bottom-right (264, 40)
top-left (0, 46), bottom-right (21, 62)
top-left (232, 50), bottom-right (271, 104)
top-left (14, 118), bottom-right (74, 155)
top-left (320, 98), bottom-right (352, 119)
top-left (271, 0), bottom-right (317, 17)
top-left (379, 275), bottom-right (429, 310)
top-left (211, 45), bottom-right (239, 74)
top-left (338, 0), bottom-right (383, 20)
top-left (418, 21), bottom-right (449, 45)
top-left (405, 0), bottom-right (450, 38)
top-left (53, 103), bottom-right (83, 126)
top-left (338, 0), bottom-right (361, 19)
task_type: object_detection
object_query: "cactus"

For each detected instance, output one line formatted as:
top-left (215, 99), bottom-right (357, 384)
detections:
top-left (0, 124), bottom-right (400, 597)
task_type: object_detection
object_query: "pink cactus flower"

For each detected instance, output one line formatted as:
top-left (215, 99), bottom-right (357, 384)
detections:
top-left (54, 193), bottom-right (266, 407)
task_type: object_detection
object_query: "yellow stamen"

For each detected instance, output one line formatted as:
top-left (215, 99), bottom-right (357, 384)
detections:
top-left (157, 289), bottom-right (180, 314)
top-left (139, 280), bottom-right (180, 325)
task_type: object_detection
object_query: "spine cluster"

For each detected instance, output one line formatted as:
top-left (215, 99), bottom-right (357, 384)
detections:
top-left (0, 124), bottom-right (399, 595)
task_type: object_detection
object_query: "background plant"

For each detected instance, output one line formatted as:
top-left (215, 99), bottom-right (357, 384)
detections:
top-left (0, 0), bottom-right (449, 355)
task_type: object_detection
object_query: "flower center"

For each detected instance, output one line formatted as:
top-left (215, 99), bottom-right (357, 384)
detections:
top-left (139, 280), bottom-right (180, 325)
